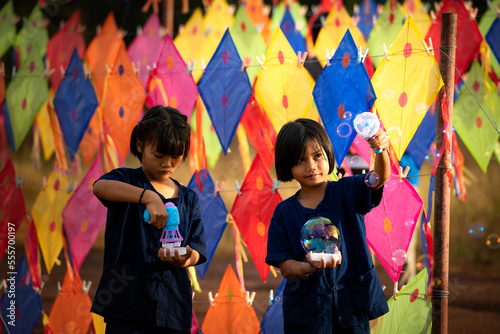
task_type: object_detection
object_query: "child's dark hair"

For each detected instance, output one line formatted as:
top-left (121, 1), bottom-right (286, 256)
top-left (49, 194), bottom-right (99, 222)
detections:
top-left (130, 106), bottom-right (191, 161)
top-left (275, 118), bottom-right (335, 182)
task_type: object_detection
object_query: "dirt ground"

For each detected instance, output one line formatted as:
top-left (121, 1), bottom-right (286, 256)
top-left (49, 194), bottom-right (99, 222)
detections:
top-left (2, 238), bottom-right (500, 334)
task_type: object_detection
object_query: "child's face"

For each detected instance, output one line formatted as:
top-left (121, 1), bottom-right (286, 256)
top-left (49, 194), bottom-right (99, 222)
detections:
top-left (139, 141), bottom-right (183, 183)
top-left (291, 140), bottom-right (329, 189)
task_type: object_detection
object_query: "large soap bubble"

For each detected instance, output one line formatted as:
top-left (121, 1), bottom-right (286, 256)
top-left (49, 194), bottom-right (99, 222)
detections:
top-left (301, 217), bottom-right (341, 263)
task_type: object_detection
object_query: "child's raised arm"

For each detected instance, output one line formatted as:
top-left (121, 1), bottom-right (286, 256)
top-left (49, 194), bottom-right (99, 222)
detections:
top-left (367, 129), bottom-right (391, 190)
top-left (93, 179), bottom-right (168, 228)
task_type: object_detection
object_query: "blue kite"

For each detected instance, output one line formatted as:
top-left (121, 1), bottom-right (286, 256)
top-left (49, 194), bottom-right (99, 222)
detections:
top-left (312, 29), bottom-right (376, 167)
top-left (53, 48), bottom-right (98, 160)
top-left (357, 0), bottom-right (379, 39)
top-left (198, 28), bottom-right (252, 155)
top-left (260, 279), bottom-right (286, 334)
top-left (280, 7), bottom-right (307, 54)
top-left (1, 256), bottom-right (43, 334)
top-left (486, 18), bottom-right (500, 65)
top-left (187, 169), bottom-right (228, 280)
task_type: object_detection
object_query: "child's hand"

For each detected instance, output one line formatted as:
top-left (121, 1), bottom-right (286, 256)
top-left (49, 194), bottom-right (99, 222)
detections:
top-left (367, 129), bottom-right (390, 153)
top-left (143, 191), bottom-right (168, 229)
top-left (157, 245), bottom-right (194, 267)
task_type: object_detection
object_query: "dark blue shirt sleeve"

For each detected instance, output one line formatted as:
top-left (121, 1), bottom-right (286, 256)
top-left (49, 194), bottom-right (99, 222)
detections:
top-left (93, 168), bottom-right (133, 209)
top-left (266, 204), bottom-right (294, 268)
top-left (345, 174), bottom-right (384, 214)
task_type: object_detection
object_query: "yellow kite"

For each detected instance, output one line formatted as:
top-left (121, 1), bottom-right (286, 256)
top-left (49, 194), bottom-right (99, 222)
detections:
top-left (31, 171), bottom-right (71, 273)
top-left (254, 27), bottom-right (315, 133)
top-left (371, 16), bottom-right (443, 161)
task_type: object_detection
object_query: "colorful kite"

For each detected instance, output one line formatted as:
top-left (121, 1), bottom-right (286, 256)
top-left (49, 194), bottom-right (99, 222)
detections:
top-left (127, 13), bottom-right (164, 88)
top-left (53, 49), bottom-right (98, 160)
top-left (313, 29), bottom-right (376, 167)
top-left (201, 264), bottom-right (261, 334)
top-left (371, 269), bottom-right (431, 333)
top-left (230, 5), bottom-right (267, 85)
top-left (366, 0), bottom-right (404, 68)
top-left (405, 103), bottom-right (437, 170)
top-left (244, 0), bottom-right (272, 44)
top-left (425, 0), bottom-right (483, 86)
top-left (147, 34), bottom-right (198, 120)
top-left (48, 267), bottom-right (93, 333)
top-left (0, 0), bottom-right (16, 58)
top-left (479, 0), bottom-right (500, 75)
top-left (24, 217), bottom-right (43, 290)
top-left (0, 256), bottom-right (43, 334)
top-left (13, 5), bottom-right (49, 66)
top-left (101, 43), bottom-right (146, 162)
top-left (34, 101), bottom-right (56, 161)
top-left (356, 0), bottom-right (378, 39)
top-left (46, 11), bottom-right (86, 90)
top-left (280, 7), bottom-right (307, 55)
top-left (189, 102), bottom-right (222, 170)
top-left (240, 93), bottom-right (277, 170)
top-left (454, 61), bottom-right (500, 172)
top-left (0, 159), bottom-right (26, 263)
top-left (314, 2), bottom-right (366, 67)
top-left (254, 27), bottom-right (315, 133)
top-left (366, 164), bottom-right (423, 282)
top-left (271, 1), bottom-right (307, 37)
top-left (486, 18), bottom-right (500, 66)
top-left (187, 169), bottom-right (228, 280)
top-left (371, 16), bottom-right (443, 161)
top-left (5, 48), bottom-right (49, 151)
top-left (62, 154), bottom-right (106, 270)
top-left (401, 0), bottom-right (431, 38)
top-left (85, 12), bottom-right (124, 101)
top-left (79, 111), bottom-right (101, 166)
top-left (31, 171), bottom-right (72, 273)
top-left (198, 29), bottom-right (252, 154)
top-left (231, 154), bottom-right (282, 282)
top-left (260, 279), bottom-right (286, 334)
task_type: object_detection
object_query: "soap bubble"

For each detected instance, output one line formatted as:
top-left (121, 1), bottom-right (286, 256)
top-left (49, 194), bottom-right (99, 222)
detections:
top-left (364, 171), bottom-right (380, 187)
top-left (415, 102), bottom-right (429, 115)
top-left (343, 111), bottom-right (352, 120)
top-left (392, 249), bottom-right (407, 266)
top-left (337, 123), bottom-right (352, 138)
top-left (350, 155), bottom-right (362, 167)
top-left (301, 217), bottom-right (340, 254)
top-left (387, 126), bottom-right (403, 144)
top-left (468, 222), bottom-right (484, 239)
top-left (486, 233), bottom-right (500, 250)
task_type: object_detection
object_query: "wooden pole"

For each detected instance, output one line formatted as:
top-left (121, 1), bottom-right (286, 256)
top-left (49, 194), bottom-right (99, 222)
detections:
top-left (432, 12), bottom-right (457, 334)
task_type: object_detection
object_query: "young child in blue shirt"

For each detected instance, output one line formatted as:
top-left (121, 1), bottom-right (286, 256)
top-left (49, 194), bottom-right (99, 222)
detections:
top-left (266, 118), bottom-right (391, 333)
top-left (91, 106), bottom-right (206, 333)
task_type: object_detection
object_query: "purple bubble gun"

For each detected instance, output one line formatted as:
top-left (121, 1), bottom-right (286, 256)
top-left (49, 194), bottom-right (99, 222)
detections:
top-left (144, 202), bottom-right (186, 256)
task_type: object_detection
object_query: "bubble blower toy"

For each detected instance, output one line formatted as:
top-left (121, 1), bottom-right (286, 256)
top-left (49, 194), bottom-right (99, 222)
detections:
top-left (301, 217), bottom-right (341, 264)
top-left (353, 112), bottom-right (383, 154)
top-left (144, 202), bottom-right (187, 256)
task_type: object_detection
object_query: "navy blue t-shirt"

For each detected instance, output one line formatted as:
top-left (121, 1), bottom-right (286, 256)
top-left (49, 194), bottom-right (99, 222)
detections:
top-left (90, 167), bottom-right (206, 332)
top-left (266, 175), bottom-right (389, 333)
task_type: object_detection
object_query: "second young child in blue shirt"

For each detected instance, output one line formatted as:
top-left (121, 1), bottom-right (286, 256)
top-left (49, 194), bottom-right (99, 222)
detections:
top-left (266, 118), bottom-right (391, 333)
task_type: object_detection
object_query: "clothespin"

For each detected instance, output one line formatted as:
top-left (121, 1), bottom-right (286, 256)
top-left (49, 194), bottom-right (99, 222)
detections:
top-left (372, 14), bottom-right (377, 26)
top-left (186, 60), bottom-right (196, 76)
top-left (469, 7), bottom-right (478, 21)
top-left (84, 64), bottom-right (90, 79)
top-left (430, 10), bottom-right (436, 23)
top-left (297, 51), bottom-right (307, 68)
top-left (66, 180), bottom-right (74, 194)
top-left (269, 289), bottom-right (274, 306)
top-left (42, 176), bottom-right (47, 189)
top-left (421, 40), bottom-right (431, 57)
top-left (427, 37), bottom-right (434, 56)
top-left (105, 63), bottom-right (112, 73)
top-left (245, 291), bottom-right (256, 307)
top-left (272, 179), bottom-right (281, 193)
top-left (320, 15), bottom-right (326, 28)
top-left (325, 49), bottom-right (335, 66)
top-left (393, 281), bottom-right (406, 300)
top-left (57, 281), bottom-right (62, 295)
top-left (0, 62), bottom-right (4, 77)
top-left (241, 56), bottom-right (252, 72)
top-left (382, 43), bottom-right (389, 60)
top-left (353, 4), bottom-right (360, 15)
top-left (15, 174), bottom-right (23, 188)
top-left (60, 65), bottom-right (66, 78)
top-left (82, 280), bottom-right (92, 294)
top-left (234, 179), bottom-right (242, 196)
top-left (255, 54), bottom-right (266, 70)
top-left (398, 166), bottom-right (410, 183)
top-left (255, 23), bottom-right (264, 33)
top-left (357, 46), bottom-right (369, 64)
top-left (495, 5), bottom-right (500, 18)
top-left (295, 21), bottom-right (305, 32)
top-left (43, 67), bottom-right (55, 78)
top-left (136, 25), bottom-right (142, 36)
top-left (214, 181), bottom-right (225, 197)
top-left (201, 59), bottom-right (206, 73)
top-left (208, 291), bottom-right (218, 306)
top-left (262, 5), bottom-right (271, 16)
